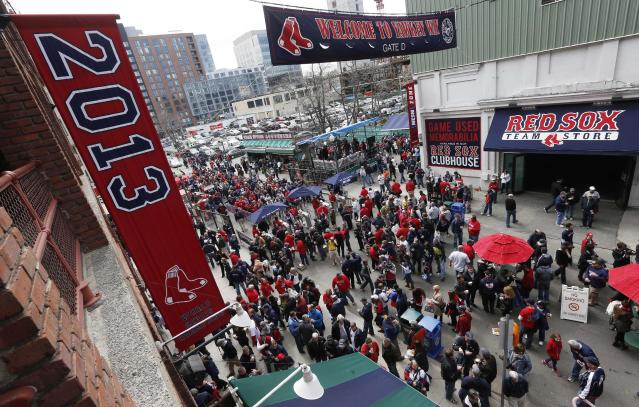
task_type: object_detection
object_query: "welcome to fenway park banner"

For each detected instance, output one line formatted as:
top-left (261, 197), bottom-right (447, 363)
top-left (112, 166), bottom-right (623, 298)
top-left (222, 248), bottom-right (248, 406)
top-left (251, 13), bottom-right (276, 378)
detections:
top-left (425, 117), bottom-right (481, 170)
top-left (263, 5), bottom-right (456, 65)
top-left (12, 15), bottom-right (227, 350)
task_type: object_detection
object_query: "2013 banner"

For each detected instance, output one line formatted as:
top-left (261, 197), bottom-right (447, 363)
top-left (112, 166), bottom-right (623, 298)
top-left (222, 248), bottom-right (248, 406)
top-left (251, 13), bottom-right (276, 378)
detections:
top-left (425, 117), bottom-right (482, 170)
top-left (12, 15), bottom-right (228, 350)
top-left (263, 5), bottom-right (456, 65)
top-left (405, 81), bottom-right (419, 148)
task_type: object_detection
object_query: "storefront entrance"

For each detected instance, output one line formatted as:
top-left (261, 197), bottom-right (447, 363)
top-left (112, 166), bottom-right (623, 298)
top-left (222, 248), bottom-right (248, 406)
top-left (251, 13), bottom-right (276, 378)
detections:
top-left (503, 153), bottom-right (636, 208)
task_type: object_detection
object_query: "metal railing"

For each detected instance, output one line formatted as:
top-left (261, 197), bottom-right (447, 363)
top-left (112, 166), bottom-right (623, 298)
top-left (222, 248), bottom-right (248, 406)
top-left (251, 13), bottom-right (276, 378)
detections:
top-left (0, 162), bottom-right (100, 318)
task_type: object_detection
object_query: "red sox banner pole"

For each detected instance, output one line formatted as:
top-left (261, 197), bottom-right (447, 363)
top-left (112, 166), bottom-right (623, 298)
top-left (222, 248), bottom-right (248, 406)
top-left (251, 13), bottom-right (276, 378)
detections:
top-left (11, 14), bottom-right (228, 350)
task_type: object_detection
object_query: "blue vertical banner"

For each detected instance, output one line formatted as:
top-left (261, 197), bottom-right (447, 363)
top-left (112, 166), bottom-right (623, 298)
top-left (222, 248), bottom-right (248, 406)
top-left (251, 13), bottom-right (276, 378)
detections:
top-left (263, 5), bottom-right (456, 65)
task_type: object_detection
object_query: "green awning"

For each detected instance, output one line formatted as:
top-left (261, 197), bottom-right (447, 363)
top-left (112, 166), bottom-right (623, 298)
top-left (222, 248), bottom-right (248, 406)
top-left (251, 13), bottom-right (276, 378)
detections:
top-left (230, 352), bottom-right (437, 406)
top-left (241, 139), bottom-right (295, 155)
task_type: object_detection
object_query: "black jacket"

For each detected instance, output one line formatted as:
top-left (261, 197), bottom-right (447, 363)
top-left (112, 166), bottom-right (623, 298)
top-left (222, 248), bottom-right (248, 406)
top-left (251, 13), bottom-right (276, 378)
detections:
top-left (503, 376), bottom-right (529, 398)
top-left (307, 337), bottom-right (327, 361)
top-left (555, 249), bottom-right (572, 267)
top-left (440, 356), bottom-right (460, 381)
top-left (505, 198), bottom-right (517, 211)
top-left (360, 302), bottom-right (374, 321)
top-left (331, 320), bottom-right (351, 342)
top-left (479, 355), bottom-right (498, 383)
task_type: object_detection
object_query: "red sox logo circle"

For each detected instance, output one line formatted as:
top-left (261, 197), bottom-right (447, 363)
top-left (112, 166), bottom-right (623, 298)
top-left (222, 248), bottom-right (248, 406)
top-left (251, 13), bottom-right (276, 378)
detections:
top-left (278, 17), bottom-right (314, 56)
top-left (568, 302), bottom-right (579, 311)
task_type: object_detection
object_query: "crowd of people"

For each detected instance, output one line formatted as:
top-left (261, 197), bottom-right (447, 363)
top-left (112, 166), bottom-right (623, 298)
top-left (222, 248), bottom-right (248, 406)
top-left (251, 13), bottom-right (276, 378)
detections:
top-left (166, 134), bottom-right (637, 407)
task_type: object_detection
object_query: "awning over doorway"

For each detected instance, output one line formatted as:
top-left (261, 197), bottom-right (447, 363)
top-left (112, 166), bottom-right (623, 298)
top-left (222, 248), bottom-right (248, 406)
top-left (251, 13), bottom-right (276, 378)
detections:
top-left (485, 101), bottom-right (639, 154)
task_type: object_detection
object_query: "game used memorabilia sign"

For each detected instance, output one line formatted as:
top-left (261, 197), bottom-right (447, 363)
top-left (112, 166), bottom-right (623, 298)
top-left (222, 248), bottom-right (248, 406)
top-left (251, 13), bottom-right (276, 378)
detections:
top-left (263, 5), bottom-right (456, 65)
top-left (405, 82), bottom-right (419, 148)
top-left (485, 101), bottom-right (639, 153)
top-left (425, 117), bottom-right (481, 170)
top-left (13, 15), bottom-right (228, 350)
top-left (560, 285), bottom-right (589, 323)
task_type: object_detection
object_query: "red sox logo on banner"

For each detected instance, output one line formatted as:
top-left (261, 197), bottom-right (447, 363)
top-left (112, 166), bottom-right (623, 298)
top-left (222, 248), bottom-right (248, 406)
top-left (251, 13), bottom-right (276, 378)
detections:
top-left (503, 110), bottom-right (624, 148)
top-left (13, 15), bottom-right (227, 350)
top-left (278, 16), bottom-right (313, 56)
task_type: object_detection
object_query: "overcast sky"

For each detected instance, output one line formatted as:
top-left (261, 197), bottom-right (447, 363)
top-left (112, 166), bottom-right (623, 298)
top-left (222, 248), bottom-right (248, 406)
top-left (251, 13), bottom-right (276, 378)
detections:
top-left (11, 0), bottom-right (408, 69)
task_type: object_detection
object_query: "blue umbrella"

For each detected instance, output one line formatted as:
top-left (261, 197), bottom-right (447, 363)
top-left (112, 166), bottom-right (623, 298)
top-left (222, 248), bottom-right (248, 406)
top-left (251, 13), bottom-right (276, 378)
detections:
top-left (287, 185), bottom-right (322, 200)
top-left (324, 171), bottom-right (356, 186)
top-left (248, 202), bottom-right (288, 223)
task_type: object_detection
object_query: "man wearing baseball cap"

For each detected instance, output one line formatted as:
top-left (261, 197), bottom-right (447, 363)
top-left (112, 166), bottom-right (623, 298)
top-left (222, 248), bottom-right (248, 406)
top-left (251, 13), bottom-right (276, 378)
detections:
top-left (580, 186), bottom-right (600, 228)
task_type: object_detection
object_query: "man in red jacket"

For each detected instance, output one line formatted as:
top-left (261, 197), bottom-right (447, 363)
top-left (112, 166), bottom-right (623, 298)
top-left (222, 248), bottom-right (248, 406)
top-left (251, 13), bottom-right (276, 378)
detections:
top-left (405, 179), bottom-right (415, 198)
top-left (463, 240), bottom-right (475, 262)
top-left (332, 271), bottom-right (355, 304)
top-left (467, 215), bottom-right (481, 242)
top-left (361, 337), bottom-right (380, 362)
top-left (296, 238), bottom-right (309, 265)
top-left (518, 299), bottom-right (537, 348)
top-left (455, 305), bottom-right (472, 336)
top-left (391, 181), bottom-right (402, 196)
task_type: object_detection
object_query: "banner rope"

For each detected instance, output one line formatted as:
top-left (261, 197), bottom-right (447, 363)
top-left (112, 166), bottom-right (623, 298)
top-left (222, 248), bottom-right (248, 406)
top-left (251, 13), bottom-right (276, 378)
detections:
top-left (248, 0), bottom-right (496, 15)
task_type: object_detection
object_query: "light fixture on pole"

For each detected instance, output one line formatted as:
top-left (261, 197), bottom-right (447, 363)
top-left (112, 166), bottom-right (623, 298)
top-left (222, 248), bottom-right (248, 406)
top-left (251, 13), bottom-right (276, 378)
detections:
top-left (252, 364), bottom-right (324, 407)
top-left (155, 302), bottom-right (251, 353)
top-left (229, 304), bottom-right (252, 328)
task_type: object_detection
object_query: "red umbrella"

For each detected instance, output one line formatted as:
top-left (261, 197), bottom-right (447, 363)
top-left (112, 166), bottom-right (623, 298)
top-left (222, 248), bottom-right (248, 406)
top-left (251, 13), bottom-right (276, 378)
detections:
top-left (609, 264), bottom-right (639, 302)
top-left (473, 233), bottom-right (534, 265)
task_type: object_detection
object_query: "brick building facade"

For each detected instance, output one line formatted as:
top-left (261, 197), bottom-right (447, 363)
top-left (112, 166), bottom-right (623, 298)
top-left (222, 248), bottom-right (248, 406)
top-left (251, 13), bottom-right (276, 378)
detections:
top-left (0, 8), bottom-right (182, 406)
top-left (0, 208), bottom-right (134, 406)
top-left (0, 25), bottom-right (106, 251)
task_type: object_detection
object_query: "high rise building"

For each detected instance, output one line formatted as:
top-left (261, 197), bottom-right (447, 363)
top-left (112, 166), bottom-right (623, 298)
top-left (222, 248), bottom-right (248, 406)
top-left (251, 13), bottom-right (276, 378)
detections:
top-left (129, 32), bottom-right (205, 130)
top-left (184, 66), bottom-right (268, 121)
top-left (117, 24), bottom-right (157, 124)
top-left (195, 34), bottom-right (216, 74)
top-left (233, 30), bottom-right (302, 89)
top-left (326, 0), bottom-right (364, 12)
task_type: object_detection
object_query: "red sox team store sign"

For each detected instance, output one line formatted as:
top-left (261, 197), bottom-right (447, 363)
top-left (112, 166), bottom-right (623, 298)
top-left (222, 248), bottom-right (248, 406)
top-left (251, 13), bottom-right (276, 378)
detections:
top-left (12, 15), bottom-right (227, 350)
top-left (485, 102), bottom-right (639, 153)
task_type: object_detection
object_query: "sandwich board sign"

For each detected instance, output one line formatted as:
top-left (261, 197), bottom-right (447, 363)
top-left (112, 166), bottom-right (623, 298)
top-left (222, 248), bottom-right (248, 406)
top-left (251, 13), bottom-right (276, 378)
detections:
top-left (560, 285), bottom-right (589, 323)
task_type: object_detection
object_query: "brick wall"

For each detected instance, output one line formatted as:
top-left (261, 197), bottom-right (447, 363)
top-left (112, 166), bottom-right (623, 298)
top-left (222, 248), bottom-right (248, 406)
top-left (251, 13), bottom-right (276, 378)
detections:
top-left (0, 25), bottom-right (107, 250)
top-left (0, 208), bottom-right (134, 406)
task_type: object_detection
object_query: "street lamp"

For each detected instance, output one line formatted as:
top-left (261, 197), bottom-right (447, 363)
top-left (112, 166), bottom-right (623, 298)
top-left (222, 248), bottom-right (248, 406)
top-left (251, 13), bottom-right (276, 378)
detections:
top-left (252, 364), bottom-right (324, 407)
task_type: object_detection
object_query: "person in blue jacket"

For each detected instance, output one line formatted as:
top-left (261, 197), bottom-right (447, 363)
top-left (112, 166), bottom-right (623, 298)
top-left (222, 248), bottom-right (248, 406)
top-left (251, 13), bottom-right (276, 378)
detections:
top-left (567, 339), bottom-right (598, 382)
top-left (576, 357), bottom-right (605, 407)
top-left (383, 315), bottom-right (401, 348)
top-left (585, 259), bottom-right (608, 306)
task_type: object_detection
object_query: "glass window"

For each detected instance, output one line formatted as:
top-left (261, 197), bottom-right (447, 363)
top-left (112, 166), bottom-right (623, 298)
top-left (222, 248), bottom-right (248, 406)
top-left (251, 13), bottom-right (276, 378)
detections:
top-left (255, 99), bottom-right (263, 107)
top-left (248, 101), bottom-right (255, 108)
top-left (274, 95), bottom-right (283, 104)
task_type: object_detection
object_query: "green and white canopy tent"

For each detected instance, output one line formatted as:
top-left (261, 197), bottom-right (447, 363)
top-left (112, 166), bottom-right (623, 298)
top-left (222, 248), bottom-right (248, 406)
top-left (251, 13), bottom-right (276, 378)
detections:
top-left (230, 353), bottom-right (438, 406)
